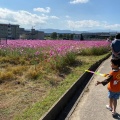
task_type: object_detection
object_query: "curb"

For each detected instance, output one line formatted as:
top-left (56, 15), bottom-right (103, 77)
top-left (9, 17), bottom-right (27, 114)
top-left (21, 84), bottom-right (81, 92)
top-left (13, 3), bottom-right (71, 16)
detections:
top-left (40, 53), bottom-right (111, 120)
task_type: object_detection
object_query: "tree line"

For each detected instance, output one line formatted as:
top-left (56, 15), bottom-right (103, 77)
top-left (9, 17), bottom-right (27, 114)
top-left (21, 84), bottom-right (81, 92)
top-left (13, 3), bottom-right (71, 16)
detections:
top-left (45, 32), bottom-right (84, 40)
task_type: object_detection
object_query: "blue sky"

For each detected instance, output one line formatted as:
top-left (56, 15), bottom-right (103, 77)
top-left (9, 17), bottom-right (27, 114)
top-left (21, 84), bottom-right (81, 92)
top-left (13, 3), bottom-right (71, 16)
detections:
top-left (0, 0), bottom-right (120, 31)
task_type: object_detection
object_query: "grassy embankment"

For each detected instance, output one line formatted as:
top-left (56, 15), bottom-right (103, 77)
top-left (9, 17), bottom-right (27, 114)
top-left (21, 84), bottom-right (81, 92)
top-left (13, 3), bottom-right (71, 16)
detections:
top-left (0, 46), bottom-right (111, 120)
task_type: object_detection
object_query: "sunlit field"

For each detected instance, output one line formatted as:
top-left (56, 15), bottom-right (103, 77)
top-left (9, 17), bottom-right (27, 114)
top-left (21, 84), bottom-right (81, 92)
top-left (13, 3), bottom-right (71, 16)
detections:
top-left (0, 39), bottom-right (111, 120)
top-left (0, 39), bottom-right (110, 65)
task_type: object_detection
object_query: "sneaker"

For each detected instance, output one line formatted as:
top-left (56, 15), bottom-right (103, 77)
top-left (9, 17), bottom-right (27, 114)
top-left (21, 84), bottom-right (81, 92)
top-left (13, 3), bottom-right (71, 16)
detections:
top-left (112, 111), bottom-right (117, 116)
top-left (106, 105), bottom-right (112, 111)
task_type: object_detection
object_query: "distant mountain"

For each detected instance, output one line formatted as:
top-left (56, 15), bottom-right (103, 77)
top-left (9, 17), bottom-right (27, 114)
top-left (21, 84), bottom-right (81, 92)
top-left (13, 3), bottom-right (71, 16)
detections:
top-left (87, 29), bottom-right (118, 33)
top-left (39, 28), bottom-right (72, 33)
top-left (39, 28), bottom-right (119, 34)
top-left (39, 28), bottom-right (87, 34)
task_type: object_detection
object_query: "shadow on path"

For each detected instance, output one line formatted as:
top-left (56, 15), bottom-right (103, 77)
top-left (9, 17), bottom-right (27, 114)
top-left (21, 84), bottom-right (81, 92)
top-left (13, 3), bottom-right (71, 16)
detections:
top-left (113, 113), bottom-right (120, 120)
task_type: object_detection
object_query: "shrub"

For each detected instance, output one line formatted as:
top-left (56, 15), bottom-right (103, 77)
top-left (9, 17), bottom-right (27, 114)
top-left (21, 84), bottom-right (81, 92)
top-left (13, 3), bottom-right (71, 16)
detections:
top-left (48, 52), bottom-right (76, 71)
top-left (80, 46), bottom-right (110, 56)
top-left (26, 70), bottom-right (40, 80)
top-left (7, 66), bottom-right (27, 75)
top-left (0, 71), bottom-right (15, 83)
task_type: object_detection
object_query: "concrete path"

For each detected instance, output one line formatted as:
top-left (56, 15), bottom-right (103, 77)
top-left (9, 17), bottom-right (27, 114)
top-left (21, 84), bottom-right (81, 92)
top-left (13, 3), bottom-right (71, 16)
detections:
top-left (68, 57), bottom-right (120, 120)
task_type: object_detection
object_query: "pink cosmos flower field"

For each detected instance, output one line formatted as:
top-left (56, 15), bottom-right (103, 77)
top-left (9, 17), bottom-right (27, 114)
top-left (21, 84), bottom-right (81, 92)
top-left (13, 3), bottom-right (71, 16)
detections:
top-left (0, 40), bottom-right (110, 58)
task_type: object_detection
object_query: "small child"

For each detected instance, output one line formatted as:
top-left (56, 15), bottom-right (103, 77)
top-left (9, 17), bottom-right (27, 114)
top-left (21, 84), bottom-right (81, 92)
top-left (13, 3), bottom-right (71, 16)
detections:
top-left (95, 58), bottom-right (120, 116)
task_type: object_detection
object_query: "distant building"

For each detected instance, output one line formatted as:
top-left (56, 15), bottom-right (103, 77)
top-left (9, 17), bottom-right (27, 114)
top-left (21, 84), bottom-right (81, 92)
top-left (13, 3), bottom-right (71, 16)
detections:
top-left (0, 23), bottom-right (44, 40)
top-left (19, 28), bottom-right (44, 40)
top-left (0, 23), bottom-right (19, 39)
top-left (19, 28), bottom-right (25, 35)
top-left (73, 34), bottom-right (84, 40)
top-left (73, 32), bottom-right (117, 40)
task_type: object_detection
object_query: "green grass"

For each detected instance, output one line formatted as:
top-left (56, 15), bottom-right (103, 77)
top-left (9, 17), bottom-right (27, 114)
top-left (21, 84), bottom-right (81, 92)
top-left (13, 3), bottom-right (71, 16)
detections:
top-left (79, 46), bottom-right (110, 56)
top-left (0, 46), bottom-right (111, 120)
top-left (14, 53), bottom-right (111, 120)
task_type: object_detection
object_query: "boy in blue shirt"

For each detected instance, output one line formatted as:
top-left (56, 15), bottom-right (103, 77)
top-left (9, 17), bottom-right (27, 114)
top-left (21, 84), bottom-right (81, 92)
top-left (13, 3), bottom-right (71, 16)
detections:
top-left (111, 33), bottom-right (120, 59)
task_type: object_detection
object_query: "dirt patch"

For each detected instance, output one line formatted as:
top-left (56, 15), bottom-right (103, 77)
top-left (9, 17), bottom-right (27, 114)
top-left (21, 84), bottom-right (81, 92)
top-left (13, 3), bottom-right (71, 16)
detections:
top-left (0, 79), bottom-right (51, 120)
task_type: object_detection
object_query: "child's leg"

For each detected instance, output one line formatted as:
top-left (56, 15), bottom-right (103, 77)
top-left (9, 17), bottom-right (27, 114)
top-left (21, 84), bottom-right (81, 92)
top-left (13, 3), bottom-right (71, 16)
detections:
top-left (112, 99), bottom-right (117, 113)
top-left (109, 98), bottom-right (113, 108)
top-left (106, 91), bottom-right (113, 110)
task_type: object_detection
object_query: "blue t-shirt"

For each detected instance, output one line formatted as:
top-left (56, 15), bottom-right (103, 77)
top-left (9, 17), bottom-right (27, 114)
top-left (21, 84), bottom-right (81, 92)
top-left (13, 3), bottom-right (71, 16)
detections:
top-left (111, 39), bottom-right (120, 58)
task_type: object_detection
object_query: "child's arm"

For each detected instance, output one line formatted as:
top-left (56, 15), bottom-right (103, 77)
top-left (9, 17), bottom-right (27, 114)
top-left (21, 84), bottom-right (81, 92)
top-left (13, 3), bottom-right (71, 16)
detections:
top-left (95, 75), bottom-right (113, 86)
top-left (95, 81), bottom-right (102, 86)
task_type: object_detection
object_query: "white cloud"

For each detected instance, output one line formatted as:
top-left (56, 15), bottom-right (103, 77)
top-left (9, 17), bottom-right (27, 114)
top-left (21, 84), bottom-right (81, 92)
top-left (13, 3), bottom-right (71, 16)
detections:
top-left (33, 7), bottom-right (51, 13)
top-left (65, 15), bottom-right (70, 18)
top-left (67, 20), bottom-right (120, 30)
top-left (0, 7), bottom-right (120, 31)
top-left (67, 20), bottom-right (101, 29)
top-left (50, 16), bottom-right (59, 19)
top-left (104, 24), bottom-right (120, 30)
top-left (0, 8), bottom-right (50, 28)
top-left (70, 0), bottom-right (89, 4)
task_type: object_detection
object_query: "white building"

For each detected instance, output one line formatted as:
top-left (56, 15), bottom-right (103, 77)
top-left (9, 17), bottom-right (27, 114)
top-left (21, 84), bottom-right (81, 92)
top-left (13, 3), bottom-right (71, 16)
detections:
top-left (0, 23), bottom-right (19, 39)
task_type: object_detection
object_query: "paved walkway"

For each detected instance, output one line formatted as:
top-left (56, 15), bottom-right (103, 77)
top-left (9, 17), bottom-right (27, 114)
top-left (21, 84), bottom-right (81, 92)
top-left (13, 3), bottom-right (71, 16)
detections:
top-left (68, 57), bottom-right (120, 120)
